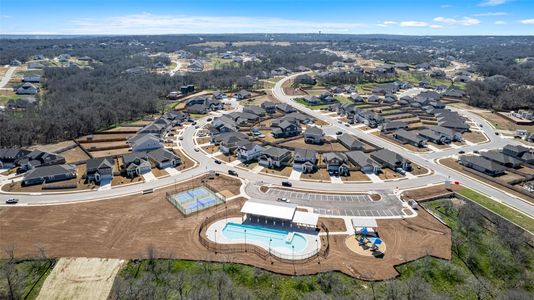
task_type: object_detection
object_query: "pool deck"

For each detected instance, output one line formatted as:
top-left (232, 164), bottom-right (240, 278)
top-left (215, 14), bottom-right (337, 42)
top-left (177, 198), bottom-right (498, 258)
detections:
top-left (206, 217), bottom-right (321, 259)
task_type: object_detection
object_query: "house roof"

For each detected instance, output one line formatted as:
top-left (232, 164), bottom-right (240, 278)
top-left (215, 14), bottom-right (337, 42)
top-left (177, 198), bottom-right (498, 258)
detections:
top-left (86, 157), bottom-right (114, 173)
top-left (147, 148), bottom-right (179, 163)
top-left (417, 129), bottom-right (442, 141)
top-left (371, 149), bottom-right (409, 166)
top-left (460, 155), bottom-right (506, 173)
top-left (323, 152), bottom-right (347, 162)
top-left (131, 134), bottom-right (161, 150)
top-left (481, 150), bottom-right (521, 166)
top-left (396, 129), bottom-right (426, 143)
top-left (304, 126), bottom-right (323, 136)
top-left (261, 147), bottom-right (291, 159)
top-left (24, 164), bottom-right (76, 181)
top-left (294, 148), bottom-right (317, 162)
top-left (346, 151), bottom-right (380, 169)
top-left (338, 133), bottom-right (363, 149)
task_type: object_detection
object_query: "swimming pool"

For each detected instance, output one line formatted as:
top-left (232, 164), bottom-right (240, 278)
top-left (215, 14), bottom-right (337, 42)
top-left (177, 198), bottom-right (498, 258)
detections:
top-left (221, 222), bottom-right (308, 253)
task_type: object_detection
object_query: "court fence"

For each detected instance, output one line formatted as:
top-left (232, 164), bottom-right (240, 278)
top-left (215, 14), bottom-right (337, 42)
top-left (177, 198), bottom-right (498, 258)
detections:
top-left (166, 181), bottom-right (225, 216)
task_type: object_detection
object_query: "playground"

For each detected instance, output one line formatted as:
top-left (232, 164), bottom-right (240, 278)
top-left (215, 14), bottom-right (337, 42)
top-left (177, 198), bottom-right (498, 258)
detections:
top-left (167, 186), bottom-right (225, 215)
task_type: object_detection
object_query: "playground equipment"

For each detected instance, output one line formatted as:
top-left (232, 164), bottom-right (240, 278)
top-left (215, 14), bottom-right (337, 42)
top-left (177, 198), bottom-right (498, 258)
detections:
top-left (368, 237), bottom-right (383, 252)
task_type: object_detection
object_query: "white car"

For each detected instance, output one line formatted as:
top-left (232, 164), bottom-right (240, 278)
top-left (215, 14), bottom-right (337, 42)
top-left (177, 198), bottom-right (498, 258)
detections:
top-left (5, 198), bottom-right (19, 204)
top-left (277, 197), bottom-right (290, 203)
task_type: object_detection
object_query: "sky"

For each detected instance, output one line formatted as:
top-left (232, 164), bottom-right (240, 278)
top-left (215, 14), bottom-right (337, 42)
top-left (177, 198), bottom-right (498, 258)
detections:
top-left (1, 0), bottom-right (533, 35)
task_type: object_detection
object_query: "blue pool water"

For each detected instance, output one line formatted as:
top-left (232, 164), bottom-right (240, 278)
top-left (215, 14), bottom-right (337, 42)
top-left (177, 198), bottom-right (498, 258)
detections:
top-left (221, 222), bottom-right (308, 253)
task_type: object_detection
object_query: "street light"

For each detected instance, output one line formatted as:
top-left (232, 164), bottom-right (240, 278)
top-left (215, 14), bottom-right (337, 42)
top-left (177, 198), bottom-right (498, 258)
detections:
top-left (244, 229), bottom-right (247, 252)
top-left (215, 229), bottom-right (218, 254)
top-left (269, 238), bottom-right (273, 264)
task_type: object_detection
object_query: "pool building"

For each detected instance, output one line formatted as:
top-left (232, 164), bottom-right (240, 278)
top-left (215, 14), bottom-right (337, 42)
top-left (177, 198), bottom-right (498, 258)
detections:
top-left (240, 199), bottom-right (319, 229)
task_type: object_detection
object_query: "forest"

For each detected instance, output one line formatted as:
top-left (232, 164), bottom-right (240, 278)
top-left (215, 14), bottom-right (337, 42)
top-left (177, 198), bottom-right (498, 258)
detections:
top-left (1, 34), bottom-right (534, 146)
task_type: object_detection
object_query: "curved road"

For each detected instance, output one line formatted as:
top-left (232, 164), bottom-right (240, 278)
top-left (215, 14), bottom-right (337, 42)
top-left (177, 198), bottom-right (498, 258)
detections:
top-left (1, 73), bottom-right (533, 218)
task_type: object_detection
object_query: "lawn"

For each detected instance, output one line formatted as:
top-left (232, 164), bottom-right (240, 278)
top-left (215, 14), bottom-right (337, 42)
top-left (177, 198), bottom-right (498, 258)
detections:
top-left (456, 187), bottom-right (534, 233)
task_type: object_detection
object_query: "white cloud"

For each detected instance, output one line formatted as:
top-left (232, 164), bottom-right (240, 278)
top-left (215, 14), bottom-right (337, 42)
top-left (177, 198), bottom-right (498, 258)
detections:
top-left (473, 12), bottom-right (508, 16)
top-left (478, 0), bottom-right (510, 7)
top-left (433, 16), bottom-right (481, 26)
top-left (519, 19), bottom-right (534, 24)
top-left (64, 13), bottom-right (371, 34)
top-left (430, 24), bottom-right (444, 28)
top-left (494, 20), bottom-right (507, 24)
top-left (399, 21), bottom-right (429, 27)
top-left (377, 20), bottom-right (397, 27)
top-left (440, 5), bottom-right (452, 8)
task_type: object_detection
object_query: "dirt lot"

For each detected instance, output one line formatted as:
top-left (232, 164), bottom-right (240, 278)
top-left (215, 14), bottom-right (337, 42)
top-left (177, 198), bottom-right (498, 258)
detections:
top-left (78, 133), bottom-right (132, 142)
top-left (0, 179), bottom-right (450, 280)
top-left (474, 111), bottom-right (534, 132)
top-left (318, 217), bottom-right (347, 232)
top-left (202, 145), bottom-right (219, 154)
top-left (462, 131), bottom-right (488, 144)
top-left (410, 163), bottom-right (430, 176)
top-left (90, 148), bottom-right (131, 158)
top-left (378, 168), bottom-right (404, 180)
top-left (260, 166), bottom-right (293, 177)
top-left (402, 184), bottom-right (456, 201)
top-left (151, 168), bottom-right (169, 178)
top-left (27, 140), bottom-right (76, 153)
top-left (37, 258), bottom-right (124, 300)
top-left (280, 138), bottom-right (347, 152)
top-left (301, 168), bottom-right (331, 181)
top-left (60, 146), bottom-right (90, 163)
top-left (196, 137), bottom-right (210, 144)
top-left (341, 171), bottom-right (370, 182)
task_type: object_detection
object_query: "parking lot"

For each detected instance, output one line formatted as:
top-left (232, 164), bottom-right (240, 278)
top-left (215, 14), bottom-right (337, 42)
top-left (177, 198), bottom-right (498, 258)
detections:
top-left (266, 189), bottom-right (406, 217)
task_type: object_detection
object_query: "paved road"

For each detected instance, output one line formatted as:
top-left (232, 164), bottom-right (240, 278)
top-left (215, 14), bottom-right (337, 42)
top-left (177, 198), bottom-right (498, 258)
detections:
top-left (0, 66), bottom-right (17, 88)
top-left (1, 73), bottom-right (533, 218)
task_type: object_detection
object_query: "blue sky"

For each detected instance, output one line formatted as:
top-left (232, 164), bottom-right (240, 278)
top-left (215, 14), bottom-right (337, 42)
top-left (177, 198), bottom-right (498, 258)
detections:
top-left (1, 0), bottom-right (533, 35)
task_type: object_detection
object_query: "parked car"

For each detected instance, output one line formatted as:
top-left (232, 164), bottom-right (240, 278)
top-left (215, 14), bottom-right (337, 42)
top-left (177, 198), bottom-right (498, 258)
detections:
top-left (194, 148), bottom-right (200, 152)
top-left (282, 181), bottom-right (292, 187)
top-left (214, 160), bottom-right (221, 164)
top-left (191, 121), bottom-right (197, 125)
top-left (195, 125), bottom-right (200, 129)
top-left (495, 132), bottom-right (499, 135)
top-left (5, 198), bottom-right (18, 204)
top-left (179, 137), bottom-right (184, 140)
top-left (277, 197), bottom-right (290, 203)
top-left (228, 170), bottom-right (238, 176)
top-left (336, 131), bottom-right (343, 135)
top-left (207, 118), bottom-right (213, 122)
top-left (458, 150), bottom-right (465, 154)
top-left (258, 134), bottom-right (266, 138)
top-left (395, 168), bottom-right (406, 175)
top-left (473, 150), bottom-right (480, 154)
top-left (345, 123), bottom-right (350, 127)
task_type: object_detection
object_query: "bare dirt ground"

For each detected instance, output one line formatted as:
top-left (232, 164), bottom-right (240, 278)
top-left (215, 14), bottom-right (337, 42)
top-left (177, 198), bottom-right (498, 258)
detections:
top-left (280, 139), bottom-right (347, 152)
top-left (318, 217), bottom-right (347, 232)
top-left (401, 184), bottom-right (456, 201)
top-left (60, 146), bottom-right (90, 163)
top-left (341, 171), bottom-right (371, 182)
top-left (462, 131), bottom-right (488, 144)
top-left (0, 178), bottom-right (450, 280)
top-left (27, 140), bottom-right (76, 153)
top-left (37, 257), bottom-right (124, 300)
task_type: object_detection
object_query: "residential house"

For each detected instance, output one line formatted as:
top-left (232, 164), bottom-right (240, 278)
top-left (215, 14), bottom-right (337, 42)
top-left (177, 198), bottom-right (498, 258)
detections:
top-left (16, 150), bottom-right (66, 172)
top-left (85, 157), bottom-right (114, 183)
top-left (367, 95), bottom-right (380, 104)
top-left (302, 95), bottom-right (321, 105)
top-left (371, 149), bottom-right (412, 171)
top-left (430, 125), bottom-right (463, 141)
top-left (234, 89), bottom-right (252, 100)
top-left (15, 82), bottom-right (38, 95)
top-left (0, 148), bottom-right (31, 169)
top-left (338, 133), bottom-right (364, 151)
top-left (304, 126), bottom-right (325, 144)
top-left (346, 151), bottom-right (381, 174)
top-left (22, 164), bottom-right (77, 186)
top-left (323, 152), bottom-right (350, 176)
top-left (417, 129), bottom-right (449, 144)
top-left (147, 148), bottom-right (181, 169)
top-left (394, 129), bottom-right (427, 147)
top-left (243, 105), bottom-right (266, 117)
top-left (381, 121), bottom-right (408, 133)
top-left (481, 150), bottom-right (522, 168)
top-left (218, 133), bottom-right (249, 155)
top-left (212, 91), bottom-right (226, 99)
top-left (261, 101), bottom-right (277, 114)
top-left (130, 134), bottom-right (162, 152)
top-left (22, 75), bottom-right (41, 83)
top-left (293, 148), bottom-right (317, 173)
top-left (236, 142), bottom-right (264, 162)
top-left (284, 112), bottom-right (313, 124)
top-left (258, 147), bottom-right (292, 169)
top-left (503, 145), bottom-right (534, 164)
top-left (276, 103), bottom-right (296, 113)
top-left (459, 155), bottom-right (505, 176)
top-left (348, 94), bottom-right (364, 103)
top-left (122, 153), bottom-right (152, 178)
top-left (272, 120), bottom-right (301, 138)
top-left (354, 110), bottom-right (384, 128)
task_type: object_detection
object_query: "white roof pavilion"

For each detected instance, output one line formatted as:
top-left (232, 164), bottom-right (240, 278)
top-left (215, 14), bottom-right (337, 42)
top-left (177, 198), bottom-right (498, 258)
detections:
top-left (351, 218), bottom-right (378, 229)
top-left (241, 199), bottom-right (296, 221)
top-left (292, 210), bottom-right (319, 227)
